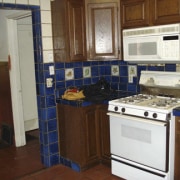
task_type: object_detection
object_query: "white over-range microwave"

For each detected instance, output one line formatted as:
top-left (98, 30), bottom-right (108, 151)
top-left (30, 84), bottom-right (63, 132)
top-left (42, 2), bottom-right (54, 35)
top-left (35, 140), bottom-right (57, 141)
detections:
top-left (123, 23), bottom-right (180, 63)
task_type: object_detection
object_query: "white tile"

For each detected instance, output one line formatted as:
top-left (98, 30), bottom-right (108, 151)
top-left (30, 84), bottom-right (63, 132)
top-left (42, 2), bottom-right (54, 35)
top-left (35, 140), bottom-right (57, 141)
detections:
top-left (65, 68), bottom-right (74, 80)
top-left (41, 24), bottom-right (52, 37)
top-left (128, 65), bottom-right (137, 76)
top-left (3, 0), bottom-right (15, 3)
top-left (28, 0), bottom-right (40, 5)
top-left (83, 67), bottom-right (91, 78)
top-left (43, 50), bottom-right (54, 63)
top-left (111, 65), bottom-right (119, 76)
top-left (42, 37), bottom-right (53, 50)
top-left (16, 0), bottom-right (28, 4)
top-left (41, 10), bottom-right (51, 23)
top-left (40, 0), bottom-right (50, 10)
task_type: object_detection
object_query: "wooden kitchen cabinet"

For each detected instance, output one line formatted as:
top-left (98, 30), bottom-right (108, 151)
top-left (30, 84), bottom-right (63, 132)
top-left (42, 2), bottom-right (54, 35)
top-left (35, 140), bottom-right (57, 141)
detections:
top-left (121, 0), bottom-right (150, 28)
top-left (85, 0), bottom-right (121, 60)
top-left (97, 105), bottom-right (111, 165)
top-left (175, 116), bottom-right (180, 180)
top-left (51, 0), bottom-right (87, 62)
top-left (57, 103), bottom-right (110, 171)
top-left (121, 0), bottom-right (180, 28)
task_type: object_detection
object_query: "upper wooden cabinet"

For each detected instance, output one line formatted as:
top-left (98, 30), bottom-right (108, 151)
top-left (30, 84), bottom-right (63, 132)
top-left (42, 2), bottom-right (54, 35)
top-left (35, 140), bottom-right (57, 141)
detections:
top-left (121, 0), bottom-right (180, 28)
top-left (51, 0), bottom-right (87, 62)
top-left (152, 0), bottom-right (180, 25)
top-left (85, 0), bottom-right (121, 60)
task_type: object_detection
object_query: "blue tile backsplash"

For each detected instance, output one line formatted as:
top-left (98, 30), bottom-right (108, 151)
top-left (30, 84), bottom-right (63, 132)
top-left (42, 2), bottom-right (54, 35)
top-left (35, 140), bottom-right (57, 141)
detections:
top-left (1, 2), bottom-right (178, 171)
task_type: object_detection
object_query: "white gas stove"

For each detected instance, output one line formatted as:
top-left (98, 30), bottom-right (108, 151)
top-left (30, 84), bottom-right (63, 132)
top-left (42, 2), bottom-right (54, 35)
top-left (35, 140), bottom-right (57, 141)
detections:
top-left (108, 71), bottom-right (180, 180)
top-left (108, 94), bottom-right (180, 121)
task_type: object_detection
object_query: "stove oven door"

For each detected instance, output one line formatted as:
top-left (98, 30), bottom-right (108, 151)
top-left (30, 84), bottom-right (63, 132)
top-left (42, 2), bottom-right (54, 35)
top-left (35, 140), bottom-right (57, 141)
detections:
top-left (108, 112), bottom-right (169, 172)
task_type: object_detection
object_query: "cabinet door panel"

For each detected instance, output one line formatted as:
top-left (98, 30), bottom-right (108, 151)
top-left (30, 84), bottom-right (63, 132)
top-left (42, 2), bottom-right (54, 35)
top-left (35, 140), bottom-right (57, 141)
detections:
top-left (152, 0), bottom-right (180, 25)
top-left (121, 0), bottom-right (149, 28)
top-left (84, 108), bottom-right (99, 162)
top-left (87, 2), bottom-right (120, 60)
top-left (68, 1), bottom-right (87, 61)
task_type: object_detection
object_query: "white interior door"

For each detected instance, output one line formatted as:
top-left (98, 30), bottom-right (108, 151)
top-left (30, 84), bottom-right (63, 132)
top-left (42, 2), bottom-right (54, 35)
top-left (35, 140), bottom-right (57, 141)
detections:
top-left (17, 16), bottom-right (38, 132)
top-left (7, 11), bottom-right (38, 147)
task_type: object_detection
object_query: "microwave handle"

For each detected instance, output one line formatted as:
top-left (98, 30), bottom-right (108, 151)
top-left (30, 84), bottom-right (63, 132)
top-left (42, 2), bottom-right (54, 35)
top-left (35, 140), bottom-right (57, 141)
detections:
top-left (107, 112), bottom-right (167, 127)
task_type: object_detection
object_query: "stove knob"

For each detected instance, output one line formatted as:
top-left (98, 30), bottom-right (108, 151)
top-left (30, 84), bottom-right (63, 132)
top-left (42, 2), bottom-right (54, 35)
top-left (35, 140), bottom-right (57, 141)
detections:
top-left (114, 106), bottom-right (118, 111)
top-left (144, 111), bottom-right (149, 117)
top-left (121, 108), bottom-right (125, 113)
top-left (153, 113), bottom-right (157, 119)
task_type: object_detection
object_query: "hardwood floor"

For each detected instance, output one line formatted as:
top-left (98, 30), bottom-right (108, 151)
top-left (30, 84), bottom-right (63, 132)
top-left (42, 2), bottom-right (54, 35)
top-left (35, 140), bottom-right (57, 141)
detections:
top-left (0, 131), bottom-right (123, 180)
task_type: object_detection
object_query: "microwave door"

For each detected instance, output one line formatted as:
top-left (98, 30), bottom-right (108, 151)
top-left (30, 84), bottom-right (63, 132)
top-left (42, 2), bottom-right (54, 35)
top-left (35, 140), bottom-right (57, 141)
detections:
top-left (124, 36), bottom-right (161, 60)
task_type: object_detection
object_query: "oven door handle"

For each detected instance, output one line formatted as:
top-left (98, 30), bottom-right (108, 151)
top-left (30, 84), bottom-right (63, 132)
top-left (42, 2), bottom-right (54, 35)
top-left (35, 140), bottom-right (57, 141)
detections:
top-left (107, 112), bottom-right (167, 126)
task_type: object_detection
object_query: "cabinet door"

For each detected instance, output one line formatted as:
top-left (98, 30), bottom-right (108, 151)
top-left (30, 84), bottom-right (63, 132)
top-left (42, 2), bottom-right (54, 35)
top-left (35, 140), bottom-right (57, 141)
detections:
top-left (86, 1), bottom-right (120, 60)
top-left (83, 106), bottom-right (100, 164)
top-left (121, 0), bottom-right (150, 28)
top-left (68, 0), bottom-right (87, 61)
top-left (152, 0), bottom-right (180, 25)
top-left (51, 0), bottom-right (86, 62)
top-left (98, 105), bottom-right (110, 165)
top-left (175, 117), bottom-right (180, 180)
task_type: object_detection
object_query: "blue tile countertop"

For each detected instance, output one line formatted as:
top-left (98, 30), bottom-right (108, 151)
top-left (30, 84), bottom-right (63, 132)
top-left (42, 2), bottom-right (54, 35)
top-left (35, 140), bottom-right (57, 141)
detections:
top-left (56, 91), bottom-right (136, 107)
top-left (173, 107), bottom-right (180, 116)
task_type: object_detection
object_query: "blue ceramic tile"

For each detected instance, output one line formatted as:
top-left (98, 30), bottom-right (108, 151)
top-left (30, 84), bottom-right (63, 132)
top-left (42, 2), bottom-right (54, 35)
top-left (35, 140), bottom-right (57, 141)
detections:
top-left (83, 78), bottom-right (91, 85)
top-left (41, 155), bottom-right (50, 167)
top-left (99, 66), bottom-right (105, 75)
top-left (40, 96), bottom-right (46, 108)
top-left (46, 95), bottom-right (56, 107)
top-left (91, 66), bottom-right (99, 77)
top-left (40, 144), bottom-right (49, 156)
top-left (120, 76), bottom-right (128, 83)
top-left (91, 61), bottom-right (98, 66)
top-left (147, 66), bottom-right (164, 71)
top-left (74, 67), bottom-right (83, 79)
top-left (165, 64), bottom-right (176, 71)
top-left (59, 156), bottom-right (65, 164)
top-left (44, 63), bottom-right (54, 71)
top-left (127, 84), bottom-right (137, 92)
top-left (120, 66), bottom-right (128, 76)
top-left (55, 69), bottom-right (65, 81)
top-left (55, 62), bottom-right (65, 69)
top-left (111, 83), bottom-right (119, 90)
top-left (104, 66), bottom-right (111, 75)
top-left (38, 108), bottom-right (47, 121)
top-left (111, 60), bottom-right (119, 65)
top-left (48, 131), bottom-right (58, 144)
top-left (74, 79), bottom-right (83, 87)
top-left (83, 61), bottom-right (91, 66)
top-left (92, 77), bottom-right (99, 84)
top-left (45, 85), bottom-right (55, 95)
top-left (39, 120), bottom-right (48, 133)
top-left (47, 107), bottom-right (56, 120)
top-left (56, 81), bottom-right (66, 89)
top-left (38, 84), bottom-right (46, 96)
top-left (43, 133), bottom-right (49, 145)
top-left (50, 154), bottom-right (59, 166)
top-left (65, 80), bottom-right (75, 88)
top-left (73, 62), bottom-right (83, 67)
top-left (48, 119), bottom-right (57, 132)
top-left (64, 158), bottom-right (71, 168)
top-left (119, 84), bottom-right (127, 91)
top-left (65, 62), bottom-right (74, 68)
top-left (49, 143), bottom-right (59, 154)
top-left (71, 161), bottom-right (81, 172)
top-left (112, 76), bottom-right (120, 83)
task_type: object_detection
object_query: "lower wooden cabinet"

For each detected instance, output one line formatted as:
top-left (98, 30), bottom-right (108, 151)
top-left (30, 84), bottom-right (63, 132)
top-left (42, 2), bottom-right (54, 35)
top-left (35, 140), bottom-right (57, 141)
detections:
top-left (175, 116), bottom-right (180, 180)
top-left (57, 104), bottom-right (110, 171)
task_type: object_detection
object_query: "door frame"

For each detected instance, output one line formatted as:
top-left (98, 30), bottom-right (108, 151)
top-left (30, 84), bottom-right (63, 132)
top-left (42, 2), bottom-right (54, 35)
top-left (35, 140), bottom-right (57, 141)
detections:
top-left (7, 11), bottom-right (33, 147)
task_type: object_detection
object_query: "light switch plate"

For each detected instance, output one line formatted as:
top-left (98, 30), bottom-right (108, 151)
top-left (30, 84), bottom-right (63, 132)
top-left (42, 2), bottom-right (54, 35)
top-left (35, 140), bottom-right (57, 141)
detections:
top-left (49, 65), bottom-right (54, 75)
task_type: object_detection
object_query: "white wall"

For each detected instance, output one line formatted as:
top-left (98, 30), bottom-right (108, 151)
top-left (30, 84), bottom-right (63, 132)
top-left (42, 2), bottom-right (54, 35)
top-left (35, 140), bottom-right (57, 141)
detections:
top-left (0, 0), bottom-right (54, 63)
